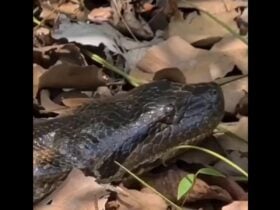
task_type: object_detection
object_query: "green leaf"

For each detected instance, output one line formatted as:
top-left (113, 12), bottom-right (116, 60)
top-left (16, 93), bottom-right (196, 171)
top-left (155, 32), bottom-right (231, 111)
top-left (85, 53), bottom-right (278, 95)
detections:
top-left (196, 167), bottom-right (225, 178)
top-left (177, 174), bottom-right (195, 200)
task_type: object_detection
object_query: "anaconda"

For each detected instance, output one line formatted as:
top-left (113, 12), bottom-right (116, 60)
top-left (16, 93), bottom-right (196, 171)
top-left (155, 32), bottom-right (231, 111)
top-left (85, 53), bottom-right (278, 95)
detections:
top-left (33, 80), bottom-right (224, 203)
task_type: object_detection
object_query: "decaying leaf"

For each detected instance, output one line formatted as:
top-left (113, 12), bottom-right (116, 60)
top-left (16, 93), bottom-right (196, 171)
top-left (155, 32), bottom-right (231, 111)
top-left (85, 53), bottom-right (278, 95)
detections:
top-left (34, 43), bottom-right (87, 68)
top-left (110, 0), bottom-right (154, 39)
top-left (211, 36), bottom-right (248, 74)
top-left (204, 176), bottom-right (248, 200)
top-left (221, 76), bottom-right (248, 114)
top-left (219, 117), bottom-right (248, 142)
top-left (39, 0), bottom-right (88, 21)
top-left (34, 27), bottom-right (54, 47)
top-left (137, 36), bottom-right (234, 84)
top-left (168, 10), bottom-right (240, 44)
top-left (88, 7), bottom-right (114, 23)
top-left (62, 97), bottom-right (93, 108)
top-left (222, 201), bottom-right (248, 210)
top-left (112, 186), bottom-right (168, 210)
top-left (40, 89), bottom-right (70, 115)
top-left (39, 63), bottom-right (108, 90)
top-left (33, 64), bottom-right (46, 98)
top-left (235, 93), bottom-right (248, 116)
top-left (34, 168), bottom-right (111, 210)
top-left (177, 0), bottom-right (247, 15)
top-left (140, 166), bottom-right (232, 203)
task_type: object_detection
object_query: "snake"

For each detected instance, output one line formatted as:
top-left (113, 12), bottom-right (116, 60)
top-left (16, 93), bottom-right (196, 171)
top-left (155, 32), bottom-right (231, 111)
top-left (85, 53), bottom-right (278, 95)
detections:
top-left (33, 80), bottom-right (224, 203)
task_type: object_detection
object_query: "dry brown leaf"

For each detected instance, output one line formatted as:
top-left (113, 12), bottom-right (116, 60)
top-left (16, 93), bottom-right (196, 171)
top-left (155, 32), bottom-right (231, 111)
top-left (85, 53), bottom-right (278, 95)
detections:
top-left (235, 93), bottom-right (248, 116)
top-left (219, 117), bottom-right (248, 141)
top-left (129, 68), bottom-right (154, 83)
top-left (40, 89), bottom-right (68, 113)
top-left (34, 27), bottom-right (54, 47)
top-left (204, 176), bottom-right (247, 201)
top-left (153, 68), bottom-right (186, 83)
top-left (62, 98), bottom-right (93, 108)
top-left (137, 36), bottom-right (234, 84)
top-left (33, 64), bottom-right (46, 98)
top-left (35, 168), bottom-right (111, 210)
top-left (88, 7), bottom-right (114, 23)
top-left (221, 76), bottom-right (248, 114)
top-left (211, 36), bottom-right (248, 74)
top-left (222, 201), bottom-right (248, 210)
top-left (113, 186), bottom-right (168, 210)
top-left (141, 166), bottom-right (232, 203)
top-left (33, 43), bottom-right (87, 68)
top-left (177, 0), bottom-right (247, 14)
top-left (39, 1), bottom-right (87, 21)
top-left (168, 10), bottom-right (240, 44)
top-left (110, 0), bottom-right (154, 39)
top-left (39, 63), bottom-right (108, 90)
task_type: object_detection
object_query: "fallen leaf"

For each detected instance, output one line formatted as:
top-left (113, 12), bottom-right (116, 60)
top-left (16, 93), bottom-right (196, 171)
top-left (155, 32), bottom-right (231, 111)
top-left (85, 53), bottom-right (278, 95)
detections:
top-left (204, 176), bottom-right (248, 200)
top-left (235, 93), bottom-right (248, 116)
top-left (140, 166), bottom-right (232, 203)
top-left (88, 7), bottom-right (114, 23)
top-left (177, 0), bottom-right (247, 14)
top-left (52, 90), bottom-right (90, 105)
top-left (34, 43), bottom-right (87, 68)
top-left (40, 89), bottom-right (69, 114)
top-left (240, 8), bottom-right (248, 23)
top-left (39, 63), bottom-right (108, 90)
top-left (34, 168), bottom-right (111, 210)
top-left (137, 36), bottom-right (234, 84)
top-left (62, 98), bottom-right (93, 108)
top-left (222, 201), bottom-right (248, 210)
top-left (168, 10), bottom-right (240, 44)
top-left (211, 36), bottom-right (248, 74)
top-left (39, 1), bottom-right (88, 21)
top-left (113, 186), bottom-right (168, 210)
top-left (153, 68), bottom-right (186, 83)
top-left (34, 27), bottom-right (54, 47)
top-left (33, 64), bottom-right (46, 98)
top-left (221, 76), bottom-right (248, 114)
top-left (110, 0), bottom-right (154, 39)
top-left (219, 117), bottom-right (248, 141)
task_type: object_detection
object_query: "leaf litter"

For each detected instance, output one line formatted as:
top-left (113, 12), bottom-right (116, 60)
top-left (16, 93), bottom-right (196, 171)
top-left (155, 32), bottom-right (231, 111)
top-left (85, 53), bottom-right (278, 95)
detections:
top-left (33, 0), bottom-right (248, 209)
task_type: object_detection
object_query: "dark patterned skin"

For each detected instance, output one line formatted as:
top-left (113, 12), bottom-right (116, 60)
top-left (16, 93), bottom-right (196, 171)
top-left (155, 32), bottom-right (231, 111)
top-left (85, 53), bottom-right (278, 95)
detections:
top-left (33, 80), bottom-right (224, 203)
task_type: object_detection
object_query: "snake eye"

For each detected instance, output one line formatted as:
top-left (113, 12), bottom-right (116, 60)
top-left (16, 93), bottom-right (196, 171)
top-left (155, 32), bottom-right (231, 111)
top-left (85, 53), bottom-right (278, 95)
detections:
top-left (210, 89), bottom-right (217, 95)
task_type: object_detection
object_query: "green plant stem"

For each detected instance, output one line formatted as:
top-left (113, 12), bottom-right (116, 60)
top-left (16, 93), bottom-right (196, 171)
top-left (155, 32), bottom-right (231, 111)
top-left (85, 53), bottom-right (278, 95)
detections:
top-left (85, 50), bottom-right (144, 87)
top-left (33, 16), bottom-right (41, 26)
top-left (171, 145), bottom-right (248, 177)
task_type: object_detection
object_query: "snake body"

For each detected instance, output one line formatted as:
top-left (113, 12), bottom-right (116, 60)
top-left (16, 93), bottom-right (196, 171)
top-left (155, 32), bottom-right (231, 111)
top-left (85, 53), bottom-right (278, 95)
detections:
top-left (33, 80), bottom-right (224, 203)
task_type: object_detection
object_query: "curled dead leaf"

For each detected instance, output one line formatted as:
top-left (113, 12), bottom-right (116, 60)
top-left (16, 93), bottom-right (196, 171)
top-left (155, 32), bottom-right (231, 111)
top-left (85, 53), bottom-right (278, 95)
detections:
top-left (137, 36), bottom-right (234, 84)
top-left (39, 63), bottom-right (108, 90)
top-left (88, 7), bottom-right (113, 23)
top-left (168, 10), bottom-right (240, 44)
top-left (222, 201), bottom-right (248, 210)
top-left (211, 36), bottom-right (248, 74)
top-left (34, 43), bottom-right (87, 68)
top-left (113, 186), bottom-right (168, 210)
top-left (220, 76), bottom-right (248, 114)
top-left (62, 98), bottom-right (93, 108)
